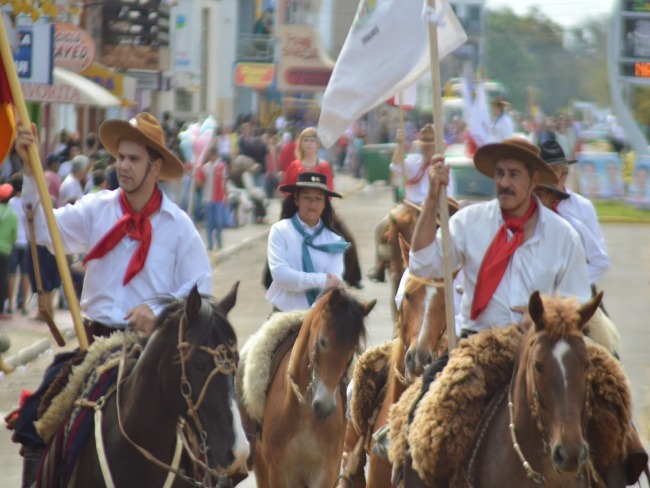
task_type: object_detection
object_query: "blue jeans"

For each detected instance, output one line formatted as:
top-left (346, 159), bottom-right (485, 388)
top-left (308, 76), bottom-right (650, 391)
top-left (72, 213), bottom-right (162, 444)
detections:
top-left (204, 201), bottom-right (229, 249)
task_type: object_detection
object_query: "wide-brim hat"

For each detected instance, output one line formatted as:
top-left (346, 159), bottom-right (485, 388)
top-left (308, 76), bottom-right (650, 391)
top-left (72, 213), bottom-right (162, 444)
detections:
top-left (99, 112), bottom-right (184, 180)
top-left (474, 136), bottom-right (558, 185)
top-left (535, 183), bottom-right (570, 200)
top-left (539, 140), bottom-right (577, 165)
top-left (279, 171), bottom-right (342, 198)
top-left (490, 96), bottom-right (510, 108)
top-left (413, 123), bottom-right (436, 146)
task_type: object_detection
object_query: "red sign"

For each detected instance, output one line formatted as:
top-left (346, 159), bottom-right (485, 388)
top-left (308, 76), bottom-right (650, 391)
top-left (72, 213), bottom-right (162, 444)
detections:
top-left (54, 23), bottom-right (96, 73)
top-left (234, 63), bottom-right (275, 89)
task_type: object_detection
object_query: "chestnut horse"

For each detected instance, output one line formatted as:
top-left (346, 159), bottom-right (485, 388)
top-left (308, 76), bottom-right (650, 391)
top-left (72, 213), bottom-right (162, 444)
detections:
top-left (254, 288), bottom-right (375, 488)
top-left (66, 284), bottom-right (249, 488)
top-left (454, 291), bottom-right (602, 487)
top-left (337, 236), bottom-right (448, 488)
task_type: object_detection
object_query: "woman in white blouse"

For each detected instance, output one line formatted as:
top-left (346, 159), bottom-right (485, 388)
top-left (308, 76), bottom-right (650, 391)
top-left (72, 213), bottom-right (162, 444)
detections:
top-left (266, 172), bottom-right (349, 312)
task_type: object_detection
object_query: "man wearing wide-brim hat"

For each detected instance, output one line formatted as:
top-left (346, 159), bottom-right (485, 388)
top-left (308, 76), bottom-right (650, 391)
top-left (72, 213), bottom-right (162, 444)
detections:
top-left (489, 96), bottom-right (514, 142)
top-left (539, 140), bottom-right (610, 286)
top-left (16, 113), bottom-right (211, 336)
top-left (410, 136), bottom-right (591, 335)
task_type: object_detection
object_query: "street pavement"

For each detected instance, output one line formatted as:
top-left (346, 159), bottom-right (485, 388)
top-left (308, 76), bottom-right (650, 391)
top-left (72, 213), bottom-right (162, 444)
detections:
top-left (0, 173), bottom-right (648, 487)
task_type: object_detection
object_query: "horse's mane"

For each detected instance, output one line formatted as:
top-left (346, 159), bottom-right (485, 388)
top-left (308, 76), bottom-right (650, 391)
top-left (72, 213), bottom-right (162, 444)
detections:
top-left (152, 294), bottom-right (237, 348)
top-left (534, 295), bottom-right (585, 341)
top-left (314, 287), bottom-right (367, 351)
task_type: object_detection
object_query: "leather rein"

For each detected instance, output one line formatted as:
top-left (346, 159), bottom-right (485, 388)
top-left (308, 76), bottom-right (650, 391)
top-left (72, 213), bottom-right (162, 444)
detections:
top-left (84, 314), bottom-right (238, 488)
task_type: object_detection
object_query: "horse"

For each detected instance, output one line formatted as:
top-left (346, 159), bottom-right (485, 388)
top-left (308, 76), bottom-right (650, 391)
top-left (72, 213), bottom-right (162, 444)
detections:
top-left (253, 288), bottom-right (375, 488)
top-left (336, 236), bottom-right (449, 488)
top-left (396, 291), bottom-right (608, 488)
top-left (64, 284), bottom-right (249, 488)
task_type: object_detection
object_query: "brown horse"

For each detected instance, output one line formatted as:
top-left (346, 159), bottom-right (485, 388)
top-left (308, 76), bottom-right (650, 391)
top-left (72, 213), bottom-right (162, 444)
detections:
top-left (254, 288), bottom-right (375, 488)
top-left (64, 284), bottom-right (249, 488)
top-left (337, 236), bottom-right (448, 488)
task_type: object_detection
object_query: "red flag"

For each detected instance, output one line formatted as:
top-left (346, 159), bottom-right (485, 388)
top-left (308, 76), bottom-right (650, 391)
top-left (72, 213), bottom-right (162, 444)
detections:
top-left (0, 50), bottom-right (16, 164)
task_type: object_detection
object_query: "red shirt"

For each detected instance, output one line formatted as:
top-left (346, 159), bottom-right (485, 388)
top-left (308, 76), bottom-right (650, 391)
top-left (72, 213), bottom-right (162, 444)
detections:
top-left (280, 160), bottom-right (334, 192)
top-left (277, 141), bottom-right (297, 172)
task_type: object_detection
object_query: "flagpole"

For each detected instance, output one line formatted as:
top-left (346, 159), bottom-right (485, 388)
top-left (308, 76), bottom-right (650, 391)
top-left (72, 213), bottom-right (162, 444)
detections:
top-left (426, 0), bottom-right (457, 351)
top-left (0, 20), bottom-right (89, 351)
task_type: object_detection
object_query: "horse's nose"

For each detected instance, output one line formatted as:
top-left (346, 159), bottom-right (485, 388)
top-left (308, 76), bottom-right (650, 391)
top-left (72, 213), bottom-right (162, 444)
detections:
top-left (311, 398), bottom-right (333, 419)
top-left (405, 347), bottom-right (432, 378)
top-left (552, 442), bottom-right (588, 473)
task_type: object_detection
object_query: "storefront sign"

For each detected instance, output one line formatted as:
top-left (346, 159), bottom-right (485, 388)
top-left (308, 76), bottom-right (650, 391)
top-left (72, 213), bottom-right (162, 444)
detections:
top-left (12, 22), bottom-right (54, 85)
top-left (54, 23), bottom-right (96, 73)
top-left (20, 82), bottom-right (81, 104)
top-left (277, 25), bottom-right (333, 92)
top-left (234, 63), bottom-right (275, 89)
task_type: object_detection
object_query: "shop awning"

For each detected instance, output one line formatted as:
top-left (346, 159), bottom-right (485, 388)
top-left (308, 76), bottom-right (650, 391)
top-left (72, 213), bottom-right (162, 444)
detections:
top-left (20, 67), bottom-right (122, 107)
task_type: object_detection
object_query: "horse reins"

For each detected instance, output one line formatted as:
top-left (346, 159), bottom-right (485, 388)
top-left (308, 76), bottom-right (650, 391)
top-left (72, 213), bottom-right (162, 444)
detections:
top-left (91, 314), bottom-right (238, 488)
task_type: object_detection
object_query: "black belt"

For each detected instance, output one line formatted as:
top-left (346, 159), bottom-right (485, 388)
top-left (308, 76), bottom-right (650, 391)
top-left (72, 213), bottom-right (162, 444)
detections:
top-left (83, 318), bottom-right (125, 339)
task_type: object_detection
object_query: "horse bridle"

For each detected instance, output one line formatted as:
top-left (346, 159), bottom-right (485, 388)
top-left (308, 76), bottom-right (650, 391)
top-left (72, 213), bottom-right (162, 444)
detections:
top-left (108, 312), bottom-right (238, 488)
top-left (505, 336), bottom-right (593, 486)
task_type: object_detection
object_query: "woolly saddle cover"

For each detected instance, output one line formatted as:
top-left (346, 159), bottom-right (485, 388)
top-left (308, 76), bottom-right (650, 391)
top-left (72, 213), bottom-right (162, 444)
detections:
top-left (389, 325), bottom-right (632, 487)
top-left (350, 340), bottom-right (394, 437)
top-left (238, 310), bottom-right (306, 424)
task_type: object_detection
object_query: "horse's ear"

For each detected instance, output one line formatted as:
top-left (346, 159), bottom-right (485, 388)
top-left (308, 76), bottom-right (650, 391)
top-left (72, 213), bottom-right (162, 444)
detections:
top-left (363, 299), bottom-right (377, 316)
top-left (528, 291), bottom-right (545, 332)
top-left (186, 285), bottom-right (202, 322)
top-left (577, 291), bottom-right (603, 329)
top-left (398, 233), bottom-right (410, 267)
top-left (328, 287), bottom-right (342, 306)
top-left (218, 281), bottom-right (240, 315)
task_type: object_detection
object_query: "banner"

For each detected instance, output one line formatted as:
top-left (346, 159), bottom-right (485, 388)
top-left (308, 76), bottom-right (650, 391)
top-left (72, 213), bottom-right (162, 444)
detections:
top-left (461, 79), bottom-right (491, 146)
top-left (576, 152), bottom-right (625, 200)
top-left (318, 0), bottom-right (467, 148)
top-left (12, 22), bottom-right (54, 84)
top-left (626, 157), bottom-right (650, 208)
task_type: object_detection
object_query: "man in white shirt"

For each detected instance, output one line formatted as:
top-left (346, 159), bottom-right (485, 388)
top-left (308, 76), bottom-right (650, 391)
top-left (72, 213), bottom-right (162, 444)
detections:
top-left (538, 140), bottom-right (610, 286)
top-left (14, 112), bottom-right (213, 482)
top-left (410, 136), bottom-right (591, 335)
top-left (489, 97), bottom-right (515, 142)
top-left (58, 155), bottom-right (87, 205)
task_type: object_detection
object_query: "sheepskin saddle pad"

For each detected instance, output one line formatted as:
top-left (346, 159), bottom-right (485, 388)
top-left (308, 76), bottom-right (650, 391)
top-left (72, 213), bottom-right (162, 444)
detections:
top-left (350, 340), bottom-right (394, 437)
top-left (238, 310), bottom-right (307, 424)
top-left (35, 332), bottom-right (142, 488)
top-left (394, 325), bottom-right (632, 487)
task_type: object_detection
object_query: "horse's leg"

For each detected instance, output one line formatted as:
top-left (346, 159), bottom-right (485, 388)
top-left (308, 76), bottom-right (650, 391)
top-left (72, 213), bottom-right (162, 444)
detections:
top-left (336, 422), bottom-right (367, 488)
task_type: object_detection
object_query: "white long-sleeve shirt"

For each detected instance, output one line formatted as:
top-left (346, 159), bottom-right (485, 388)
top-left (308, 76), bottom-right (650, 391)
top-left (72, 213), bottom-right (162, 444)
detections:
top-left (557, 189), bottom-right (610, 284)
top-left (390, 154), bottom-right (430, 205)
top-left (266, 216), bottom-right (345, 312)
top-left (409, 198), bottom-right (591, 333)
top-left (23, 175), bottom-right (212, 327)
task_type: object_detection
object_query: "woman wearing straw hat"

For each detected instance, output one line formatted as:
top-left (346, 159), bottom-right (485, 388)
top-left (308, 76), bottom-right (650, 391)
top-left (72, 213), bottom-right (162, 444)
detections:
top-left (490, 96), bottom-right (514, 142)
top-left (267, 172), bottom-right (348, 312)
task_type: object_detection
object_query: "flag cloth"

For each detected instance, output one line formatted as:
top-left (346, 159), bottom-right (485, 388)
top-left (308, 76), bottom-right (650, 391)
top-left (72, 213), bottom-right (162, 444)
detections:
top-left (461, 79), bottom-right (491, 146)
top-left (387, 81), bottom-right (418, 110)
top-left (318, 0), bottom-right (467, 148)
top-left (0, 49), bottom-right (16, 164)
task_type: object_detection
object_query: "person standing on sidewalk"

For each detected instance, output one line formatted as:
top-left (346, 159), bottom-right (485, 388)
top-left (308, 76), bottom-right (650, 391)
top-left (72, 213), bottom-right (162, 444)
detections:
top-left (7, 173), bottom-right (30, 316)
top-left (0, 183), bottom-right (17, 319)
top-left (266, 172), bottom-right (347, 312)
top-left (13, 112), bottom-right (212, 486)
top-left (197, 147), bottom-right (229, 250)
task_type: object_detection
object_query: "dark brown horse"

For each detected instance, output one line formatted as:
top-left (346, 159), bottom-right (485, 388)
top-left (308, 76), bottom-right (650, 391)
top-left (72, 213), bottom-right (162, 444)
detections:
top-left (66, 284), bottom-right (249, 487)
top-left (254, 288), bottom-right (374, 488)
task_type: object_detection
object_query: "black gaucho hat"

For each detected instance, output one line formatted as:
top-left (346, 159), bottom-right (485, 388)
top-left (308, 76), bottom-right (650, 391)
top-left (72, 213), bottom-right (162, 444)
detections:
top-left (278, 171), bottom-right (342, 198)
top-left (539, 140), bottom-right (577, 165)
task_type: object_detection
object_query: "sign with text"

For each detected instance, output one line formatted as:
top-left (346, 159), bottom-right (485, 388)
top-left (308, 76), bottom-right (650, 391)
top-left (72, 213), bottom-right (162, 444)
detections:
top-left (54, 23), bottom-right (96, 73)
top-left (276, 25), bottom-right (334, 92)
top-left (12, 22), bottom-right (54, 84)
top-left (234, 63), bottom-right (275, 89)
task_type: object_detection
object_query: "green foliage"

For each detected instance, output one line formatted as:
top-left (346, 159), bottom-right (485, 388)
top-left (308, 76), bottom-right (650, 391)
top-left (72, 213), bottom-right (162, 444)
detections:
top-left (485, 8), bottom-right (609, 115)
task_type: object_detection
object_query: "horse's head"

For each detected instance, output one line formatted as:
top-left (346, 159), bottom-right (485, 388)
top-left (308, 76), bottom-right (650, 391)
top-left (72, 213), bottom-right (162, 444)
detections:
top-left (520, 291), bottom-right (602, 475)
top-left (154, 283), bottom-right (248, 476)
top-left (398, 235), bottom-right (448, 380)
top-left (307, 287), bottom-right (374, 419)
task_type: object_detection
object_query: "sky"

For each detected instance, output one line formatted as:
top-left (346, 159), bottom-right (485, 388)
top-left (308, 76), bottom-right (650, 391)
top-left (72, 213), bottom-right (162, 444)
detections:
top-left (486, 0), bottom-right (616, 27)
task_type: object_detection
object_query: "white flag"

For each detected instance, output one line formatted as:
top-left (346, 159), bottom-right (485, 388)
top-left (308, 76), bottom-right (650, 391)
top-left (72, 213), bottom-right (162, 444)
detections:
top-left (318, 0), bottom-right (467, 148)
top-left (387, 81), bottom-right (419, 110)
top-left (467, 80), bottom-right (492, 146)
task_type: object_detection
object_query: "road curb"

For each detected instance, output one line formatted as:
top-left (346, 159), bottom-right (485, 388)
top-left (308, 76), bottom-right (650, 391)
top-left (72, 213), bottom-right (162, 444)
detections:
top-left (599, 216), bottom-right (650, 224)
top-left (4, 328), bottom-right (76, 370)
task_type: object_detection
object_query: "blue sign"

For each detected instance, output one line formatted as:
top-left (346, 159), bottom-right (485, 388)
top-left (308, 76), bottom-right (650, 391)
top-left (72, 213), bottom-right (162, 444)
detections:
top-left (15, 27), bottom-right (33, 79)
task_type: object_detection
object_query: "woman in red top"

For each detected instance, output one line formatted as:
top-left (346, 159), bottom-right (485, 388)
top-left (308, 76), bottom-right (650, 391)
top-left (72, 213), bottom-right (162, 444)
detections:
top-left (269, 127), bottom-right (363, 289)
top-left (280, 127), bottom-right (335, 191)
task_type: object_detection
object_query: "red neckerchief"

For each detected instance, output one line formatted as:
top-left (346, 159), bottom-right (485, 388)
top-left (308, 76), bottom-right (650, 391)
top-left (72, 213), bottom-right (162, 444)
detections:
top-left (83, 187), bottom-right (163, 285)
top-left (470, 196), bottom-right (538, 320)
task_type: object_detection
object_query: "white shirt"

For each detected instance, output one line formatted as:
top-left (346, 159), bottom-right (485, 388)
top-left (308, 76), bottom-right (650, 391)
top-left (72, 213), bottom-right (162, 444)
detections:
top-left (490, 113), bottom-right (514, 142)
top-left (8, 196), bottom-right (27, 247)
top-left (23, 175), bottom-right (212, 326)
top-left (409, 198), bottom-right (591, 333)
top-left (59, 174), bottom-right (84, 205)
top-left (557, 189), bottom-right (609, 284)
top-left (266, 216), bottom-right (345, 312)
top-left (390, 154), bottom-right (430, 205)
